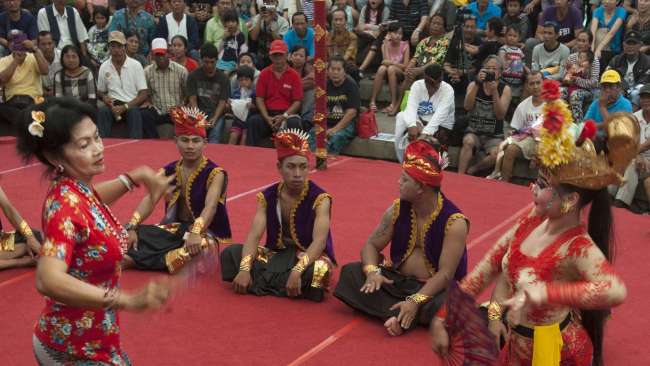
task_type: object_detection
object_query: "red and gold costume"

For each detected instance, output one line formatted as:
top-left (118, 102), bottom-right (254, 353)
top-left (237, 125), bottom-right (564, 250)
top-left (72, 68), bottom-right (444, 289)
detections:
top-left (437, 80), bottom-right (637, 365)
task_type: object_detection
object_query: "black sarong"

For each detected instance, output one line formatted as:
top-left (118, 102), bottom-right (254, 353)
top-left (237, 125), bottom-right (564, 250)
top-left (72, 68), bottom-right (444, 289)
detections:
top-left (334, 262), bottom-right (445, 330)
top-left (220, 244), bottom-right (326, 302)
top-left (127, 223), bottom-right (190, 271)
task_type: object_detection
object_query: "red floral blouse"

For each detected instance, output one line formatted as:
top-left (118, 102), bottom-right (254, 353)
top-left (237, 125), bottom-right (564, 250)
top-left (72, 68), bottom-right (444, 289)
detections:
top-left (34, 177), bottom-right (129, 364)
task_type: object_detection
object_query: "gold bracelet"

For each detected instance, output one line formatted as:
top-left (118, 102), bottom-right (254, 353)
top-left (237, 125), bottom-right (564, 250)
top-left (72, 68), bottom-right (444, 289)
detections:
top-left (239, 254), bottom-right (253, 272)
top-left (406, 293), bottom-right (432, 305)
top-left (19, 220), bottom-right (34, 237)
top-left (362, 264), bottom-right (381, 276)
top-left (129, 212), bottom-right (141, 226)
top-left (190, 217), bottom-right (205, 235)
top-left (487, 301), bottom-right (504, 321)
top-left (291, 254), bottom-right (310, 274)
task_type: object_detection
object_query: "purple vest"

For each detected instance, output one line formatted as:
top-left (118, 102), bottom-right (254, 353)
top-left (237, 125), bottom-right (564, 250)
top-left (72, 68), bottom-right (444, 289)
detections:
top-left (390, 194), bottom-right (467, 280)
top-left (164, 157), bottom-right (232, 241)
top-left (260, 180), bottom-right (336, 263)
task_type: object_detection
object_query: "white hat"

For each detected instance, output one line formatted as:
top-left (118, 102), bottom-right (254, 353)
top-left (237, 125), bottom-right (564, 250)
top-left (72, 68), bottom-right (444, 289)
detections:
top-left (151, 38), bottom-right (168, 55)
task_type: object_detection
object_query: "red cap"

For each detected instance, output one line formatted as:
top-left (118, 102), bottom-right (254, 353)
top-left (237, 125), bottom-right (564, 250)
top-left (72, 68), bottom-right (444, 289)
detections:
top-left (269, 40), bottom-right (288, 55)
top-left (402, 140), bottom-right (445, 187)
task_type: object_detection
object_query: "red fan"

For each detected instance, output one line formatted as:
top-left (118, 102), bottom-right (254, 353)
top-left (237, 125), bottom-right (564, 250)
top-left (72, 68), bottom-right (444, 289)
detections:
top-left (439, 281), bottom-right (499, 366)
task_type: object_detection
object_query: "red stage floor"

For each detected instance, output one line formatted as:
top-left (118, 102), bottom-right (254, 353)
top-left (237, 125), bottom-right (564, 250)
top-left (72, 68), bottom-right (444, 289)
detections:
top-left (0, 139), bottom-right (648, 365)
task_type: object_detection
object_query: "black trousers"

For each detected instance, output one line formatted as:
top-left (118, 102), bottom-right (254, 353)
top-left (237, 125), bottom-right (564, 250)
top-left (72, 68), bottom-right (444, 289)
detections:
top-left (245, 110), bottom-right (311, 147)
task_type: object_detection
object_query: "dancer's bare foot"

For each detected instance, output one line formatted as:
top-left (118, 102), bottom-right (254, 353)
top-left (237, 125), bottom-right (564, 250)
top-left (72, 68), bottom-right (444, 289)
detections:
top-left (384, 316), bottom-right (404, 336)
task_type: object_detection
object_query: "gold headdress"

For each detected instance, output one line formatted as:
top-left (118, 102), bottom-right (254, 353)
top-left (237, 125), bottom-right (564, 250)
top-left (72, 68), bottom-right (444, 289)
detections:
top-left (538, 79), bottom-right (639, 189)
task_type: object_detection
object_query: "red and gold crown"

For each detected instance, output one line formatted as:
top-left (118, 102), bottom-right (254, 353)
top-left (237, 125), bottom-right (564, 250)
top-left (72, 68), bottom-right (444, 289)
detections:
top-left (402, 139), bottom-right (447, 187)
top-left (170, 106), bottom-right (208, 138)
top-left (274, 128), bottom-right (310, 161)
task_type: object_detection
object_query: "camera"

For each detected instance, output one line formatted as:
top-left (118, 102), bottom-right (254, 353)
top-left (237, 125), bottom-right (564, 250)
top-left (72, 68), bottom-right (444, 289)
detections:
top-left (485, 71), bottom-right (496, 82)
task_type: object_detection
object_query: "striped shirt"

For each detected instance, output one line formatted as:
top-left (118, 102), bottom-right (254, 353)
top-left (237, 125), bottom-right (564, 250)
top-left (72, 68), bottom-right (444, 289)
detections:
top-left (388, 0), bottom-right (428, 37)
top-left (144, 61), bottom-right (188, 114)
top-left (53, 66), bottom-right (97, 107)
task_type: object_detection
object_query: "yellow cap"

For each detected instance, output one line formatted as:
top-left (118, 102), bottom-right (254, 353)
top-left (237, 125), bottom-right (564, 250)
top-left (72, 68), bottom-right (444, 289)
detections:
top-left (600, 69), bottom-right (621, 84)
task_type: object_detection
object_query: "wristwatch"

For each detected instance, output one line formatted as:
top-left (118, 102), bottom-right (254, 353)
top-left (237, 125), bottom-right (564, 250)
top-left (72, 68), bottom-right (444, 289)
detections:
top-left (124, 223), bottom-right (138, 232)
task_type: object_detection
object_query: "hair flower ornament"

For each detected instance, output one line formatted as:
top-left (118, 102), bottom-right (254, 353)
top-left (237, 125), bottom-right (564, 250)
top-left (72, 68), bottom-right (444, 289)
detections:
top-left (28, 110), bottom-right (46, 138)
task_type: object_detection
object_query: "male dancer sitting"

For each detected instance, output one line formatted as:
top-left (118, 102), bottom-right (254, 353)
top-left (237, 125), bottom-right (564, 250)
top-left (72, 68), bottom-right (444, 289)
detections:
top-left (220, 129), bottom-right (335, 302)
top-left (0, 185), bottom-right (41, 269)
top-left (125, 106), bottom-right (232, 273)
top-left (335, 139), bottom-right (469, 335)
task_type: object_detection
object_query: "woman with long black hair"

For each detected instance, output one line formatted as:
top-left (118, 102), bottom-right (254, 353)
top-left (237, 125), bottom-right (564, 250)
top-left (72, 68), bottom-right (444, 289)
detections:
top-left (431, 80), bottom-right (633, 366)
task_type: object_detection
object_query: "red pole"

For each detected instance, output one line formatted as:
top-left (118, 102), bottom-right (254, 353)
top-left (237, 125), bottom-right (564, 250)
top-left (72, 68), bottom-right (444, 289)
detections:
top-left (313, 0), bottom-right (328, 170)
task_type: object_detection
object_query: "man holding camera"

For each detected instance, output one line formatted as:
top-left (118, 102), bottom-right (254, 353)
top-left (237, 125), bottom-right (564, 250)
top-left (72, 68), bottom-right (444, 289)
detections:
top-left (250, 0), bottom-right (290, 68)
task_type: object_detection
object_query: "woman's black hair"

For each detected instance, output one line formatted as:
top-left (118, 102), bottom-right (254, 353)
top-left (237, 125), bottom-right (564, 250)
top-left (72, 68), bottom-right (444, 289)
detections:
top-left (58, 45), bottom-right (84, 92)
top-left (363, 0), bottom-right (385, 26)
top-left (558, 184), bottom-right (614, 366)
top-left (16, 98), bottom-right (97, 174)
top-left (92, 5), bottom-right (110, 22)
top-left (171, 34), bottom-right (188, 50)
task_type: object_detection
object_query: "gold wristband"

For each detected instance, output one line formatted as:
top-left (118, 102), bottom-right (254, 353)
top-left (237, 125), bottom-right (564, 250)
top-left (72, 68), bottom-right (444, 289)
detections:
top-left (129, 212), bottom-right (141, 226)
top-left (406, 293), bottom-right (432, 305)
top-left (19, 221), bottom-right (34, 237)
top-left (362, 264), bottom-right (381, 276)
top-left (487, 301), bottom-right (504, 321)
top-left (190, 217), bottom-right (205, 235)
top-left (239, 254), bottom-right (253, 272)
top-left (291, 254), bottom-right (310, 274)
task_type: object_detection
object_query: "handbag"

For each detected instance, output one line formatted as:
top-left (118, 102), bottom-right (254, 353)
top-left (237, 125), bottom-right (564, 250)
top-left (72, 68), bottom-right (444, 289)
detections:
top-left (357, 109), bottom-right (378, 138)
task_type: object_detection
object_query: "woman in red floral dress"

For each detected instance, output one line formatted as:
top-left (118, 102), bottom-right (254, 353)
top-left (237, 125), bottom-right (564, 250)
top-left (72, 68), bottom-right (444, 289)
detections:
top-left (431, 81), bottom-right (636, 366)
top-left (16, 98), bottom-right (172, 365)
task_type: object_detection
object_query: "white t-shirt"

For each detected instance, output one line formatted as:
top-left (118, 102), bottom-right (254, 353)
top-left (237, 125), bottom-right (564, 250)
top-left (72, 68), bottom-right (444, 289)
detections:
top-left (634, 109), bottom-right (650, 159)
top-left (97, 56), bottom-right (147, 102)
top-left (510, 96), bottom-right (545, 131)
top-left (402, 79), bottom-right (455, 135)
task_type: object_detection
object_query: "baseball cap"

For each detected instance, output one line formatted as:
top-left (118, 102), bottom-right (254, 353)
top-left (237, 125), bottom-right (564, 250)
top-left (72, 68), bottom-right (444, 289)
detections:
top-left (108, 31), bottom-right (127, 45)
top-left (625, 30), bottom-right (640, 44)
top-left (151, 38), bottom-right (168, 55)
top-left (600, 69), bottom-right (621, 84)
top-left (640, 84), bottom-right (650, 95)
top-left (269, 40), bottom-right (288, 55)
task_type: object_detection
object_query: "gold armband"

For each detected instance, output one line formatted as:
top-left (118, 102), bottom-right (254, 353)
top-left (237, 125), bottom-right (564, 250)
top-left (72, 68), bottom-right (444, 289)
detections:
top-left (190, 217), bottom-right (205, 235)
top-left (19, 221), bottom-right (34, 237)
top-left (239, 254), bottom-right (253, 272)
top-left (362, 264), bottom-right (381, 276)
top-left (487, 302), bottom-right (504, 321)
top-left (406, 293), bottom-right (432, 305)
top-left (291, 254), bottom-right (310, 274)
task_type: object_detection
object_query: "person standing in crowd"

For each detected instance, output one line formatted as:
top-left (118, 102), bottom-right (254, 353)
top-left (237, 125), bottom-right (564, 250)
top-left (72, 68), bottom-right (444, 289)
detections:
top-left (109, 0), bottom-right (157, 56)
top-left (157, 0), bottom-right (200, 56)
top-left (37, 0), bottom-right (89, 55)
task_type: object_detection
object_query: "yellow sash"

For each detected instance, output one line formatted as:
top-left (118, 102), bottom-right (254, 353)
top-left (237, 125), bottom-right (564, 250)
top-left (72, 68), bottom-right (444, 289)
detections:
top-left (532, 323), bottom-right (563, 366)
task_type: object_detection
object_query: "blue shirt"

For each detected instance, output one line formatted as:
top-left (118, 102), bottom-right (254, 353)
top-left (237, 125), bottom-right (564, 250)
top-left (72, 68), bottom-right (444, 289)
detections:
top-left (593, 6), bottom-right (627, 54)
top-left (108, 9), bottom-right (156, 55)
top-left (584, 95), bottom-right (633, 135)
top-left (0, 10), bottom-right (38, 40)
top-left (465, 1), bottom-right (502, 30)
top-left (283, 27), bottom-right (315, 58)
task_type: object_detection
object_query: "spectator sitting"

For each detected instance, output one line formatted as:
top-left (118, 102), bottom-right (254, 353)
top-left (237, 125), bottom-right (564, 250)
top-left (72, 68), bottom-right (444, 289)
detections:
top-left (607, 30), bottom-right (650, 107)
top-left (229, 52), bottom-right (261, 90)
top-left (525, 0), bottom-right (582, 65)
top-left (0, 31), bottom-right (48, 131)
top-left (0, 0), bottom-right (38, 56)
top-left (108, 0), bottom-right (156, 56)
top-left (217, 9), bottom-right (249, 74)
top-left (394, 64), bottom-right (455, 163)
top-left (531, 21), bottom-right (570, 81)
top-left (354, 0), bottom-right (388, 71)
top-left (246, 40), bottom-right (305, 147)
top-left (227, 65), bottom-right (257, 145)
top-left (289, 45), bottom-right (315, 122)
top-left (443, 16), bottom-right (481, 95)
top-left (327, 8), bottom-right (358, 82)
top-left (584, 70), bottom-right (633, 149)
top-left (144, 38), bottom-right (188, 138)
top-left (399, 14), bottom-right (449, 106)
top-left (187, 43), bottom-right (231, 143)
top-left (465, 0), bottom-right (502, 31)
top-left (87, 6), bottom-right (111, 71)
top-left (250, 0), bottom-right (290, 69)
top-left (314, 55), bottom-right (360, 156)
top-left (369, 22), bottom-right (409, 116)
top-left (36, 0), bottom-right (89, 54)
top-left (488, 71), bottom-right (544, 182)
top-left (609, 84), bottom-right (650, 212)
top-left (170, 35), bottom-right (199, 72)
top-left (205, 0), bottom-right (249, 51)
top-left (96, 31), bottom-right (155, 139)
top-left (329, 0), bottom-right (358, 32)
top-left (626, 0), bottom-right (650, 55)
top-left (501, 0), bottom-right (528, 47)
top-left (54, 44), bottom-right (97, 107)
top-left (473, 17), bottom-right (504, 70)
top-left (37, 31), bottom-right (60, 96)
top-left (590, 0), bottom-right (627, 63)
top-left (124, 30), bottom-right (149, 67)
top-left (287, 0), bottom-right (333, 24)
top-left (283, 12), bottom-right (315, 60)
top-left (499, 25), bottom-right (527, 103)
top-left (156, 0), bottom-right (200, 58)
top-left (459, 55), bottom-right (512, 175)
top-left (187, 0), bottom-right (214, 34)
top-left (558, 29), bottom-right (600, 122)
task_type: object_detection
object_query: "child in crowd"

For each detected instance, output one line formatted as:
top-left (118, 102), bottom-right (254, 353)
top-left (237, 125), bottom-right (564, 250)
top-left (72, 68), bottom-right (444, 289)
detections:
top-left (501, 0), bottom-right (529, 44)
top-left (474, 17), bottom-right (504, 69)
top-left (499, 26), bottom-right (527, 102)
top-left (87, 6), bottom-right (111, 71)
top-left (563, 50), bottom-right (594, 97)
top-left (227, 66), bottom-right (257, 145)
top-left (369, 22), bottom-right (409, 116)
top-left (217, 9), bottom-right (249, 74)
top-left (561, 50), bottom-right (596, 122)
top-left (230, 52), bottom-right (260, 91)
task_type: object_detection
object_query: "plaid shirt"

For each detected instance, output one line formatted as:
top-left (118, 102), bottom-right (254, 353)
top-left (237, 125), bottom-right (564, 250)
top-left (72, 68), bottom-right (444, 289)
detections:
top-left (144, 61), bottom-right (188, 114)
top-left (53, 66), bottom-right (97, 107)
